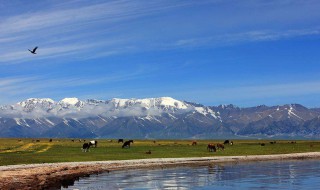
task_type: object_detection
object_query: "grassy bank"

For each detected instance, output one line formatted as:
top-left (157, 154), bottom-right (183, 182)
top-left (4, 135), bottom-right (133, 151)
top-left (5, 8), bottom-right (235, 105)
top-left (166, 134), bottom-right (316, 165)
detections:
top-left (0, 138), bottom-right (319, 166)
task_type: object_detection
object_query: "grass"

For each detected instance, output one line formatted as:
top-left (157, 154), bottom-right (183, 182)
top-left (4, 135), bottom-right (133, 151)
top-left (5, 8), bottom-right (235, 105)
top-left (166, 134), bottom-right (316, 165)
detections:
top-left (0, 138), bottom-right (319, 166)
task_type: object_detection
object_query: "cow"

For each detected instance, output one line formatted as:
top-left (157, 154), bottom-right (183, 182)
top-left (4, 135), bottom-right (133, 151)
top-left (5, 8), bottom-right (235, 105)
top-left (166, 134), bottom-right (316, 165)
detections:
top-left (118, 139), bottom-right (124, 143)
top-left (49, 139), bottom-right (52, 142)
top-left (217, 143), bottom-right (225, 150)
top-left (122, 140), bottom-right (133, 148)
top-left (207, 144), bottom-right (216, 152)
top-left (89, 140), bottom-right (98, 148)
top-left (82, 143), bottom-right (91, 152)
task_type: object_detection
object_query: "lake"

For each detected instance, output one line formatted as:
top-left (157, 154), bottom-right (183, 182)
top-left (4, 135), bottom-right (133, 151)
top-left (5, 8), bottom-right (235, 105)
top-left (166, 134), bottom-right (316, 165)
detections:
top-left (62, 159), bottom-right (320, 190)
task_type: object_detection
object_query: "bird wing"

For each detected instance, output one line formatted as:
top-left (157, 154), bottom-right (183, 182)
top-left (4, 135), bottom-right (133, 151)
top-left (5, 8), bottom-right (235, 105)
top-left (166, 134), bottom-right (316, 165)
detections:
top-left (33, 46), bottom-right (38, 52)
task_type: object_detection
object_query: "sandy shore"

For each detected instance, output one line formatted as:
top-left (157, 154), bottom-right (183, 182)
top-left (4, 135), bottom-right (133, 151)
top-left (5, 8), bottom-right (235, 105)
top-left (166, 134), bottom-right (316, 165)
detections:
top-left (1, 152), bottom-right (320, 190)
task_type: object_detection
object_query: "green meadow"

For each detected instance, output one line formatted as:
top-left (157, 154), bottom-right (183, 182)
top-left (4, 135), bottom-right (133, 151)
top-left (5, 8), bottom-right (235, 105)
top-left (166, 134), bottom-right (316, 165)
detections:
top-left (0, 138), bottom-right (319, 166)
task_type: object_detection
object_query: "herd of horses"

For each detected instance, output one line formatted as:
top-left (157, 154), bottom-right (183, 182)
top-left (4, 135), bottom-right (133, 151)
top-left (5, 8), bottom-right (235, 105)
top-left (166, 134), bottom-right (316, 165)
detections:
top-left (207, 140), bottom-right (233, 152)
top-left (82, 139), bottom-right (134, 152)
top-left (81, 139), bottom-right (233, 153)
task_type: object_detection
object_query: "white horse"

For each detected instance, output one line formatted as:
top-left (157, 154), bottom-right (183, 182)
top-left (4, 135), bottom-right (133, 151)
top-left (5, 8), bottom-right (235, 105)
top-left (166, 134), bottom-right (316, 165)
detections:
top-left (89, 140), bottom-right (98, 147)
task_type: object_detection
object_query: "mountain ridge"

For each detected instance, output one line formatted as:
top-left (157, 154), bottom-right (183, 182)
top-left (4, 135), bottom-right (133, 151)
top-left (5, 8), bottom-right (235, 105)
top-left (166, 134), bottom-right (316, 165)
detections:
top-left (0, 97), bottom-right (319, 139)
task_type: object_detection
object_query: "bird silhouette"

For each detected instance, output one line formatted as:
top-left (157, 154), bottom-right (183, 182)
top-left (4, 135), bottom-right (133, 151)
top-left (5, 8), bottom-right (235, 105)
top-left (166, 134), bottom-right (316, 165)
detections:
top-left (28, 46), bottom-right (38, 54)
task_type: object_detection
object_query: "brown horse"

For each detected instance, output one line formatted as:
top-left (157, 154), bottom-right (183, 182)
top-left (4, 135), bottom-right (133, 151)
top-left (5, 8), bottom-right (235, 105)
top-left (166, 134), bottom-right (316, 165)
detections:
top-left (207, 144), bottom-right (216, 152)
top-left (192, 141), bottom-right (197, 146)
top-left (216, 143), bottom-right (225, 150)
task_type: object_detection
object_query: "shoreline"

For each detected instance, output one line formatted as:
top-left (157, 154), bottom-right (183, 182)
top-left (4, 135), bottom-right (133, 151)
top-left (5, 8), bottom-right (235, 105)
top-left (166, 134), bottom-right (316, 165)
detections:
top-left (1, 152), bottom-right (320, 190)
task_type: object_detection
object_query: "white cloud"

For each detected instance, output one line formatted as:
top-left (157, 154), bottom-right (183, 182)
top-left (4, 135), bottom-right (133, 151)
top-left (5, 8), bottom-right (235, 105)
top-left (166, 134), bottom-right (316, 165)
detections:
top-left (171, 28), bottom-right (320, 49)
top-left (1, 1), bottom-right (320, 63)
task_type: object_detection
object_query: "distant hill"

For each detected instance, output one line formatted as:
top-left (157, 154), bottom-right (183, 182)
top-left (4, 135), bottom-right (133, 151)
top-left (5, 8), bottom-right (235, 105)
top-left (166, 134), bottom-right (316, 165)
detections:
top-left (0, 97), bottom-right (319, 139)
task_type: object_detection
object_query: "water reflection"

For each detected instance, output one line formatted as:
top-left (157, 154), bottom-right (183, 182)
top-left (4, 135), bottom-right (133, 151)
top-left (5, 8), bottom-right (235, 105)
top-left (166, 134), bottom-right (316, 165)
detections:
top-left (62, 160), bottom-right (320, 190)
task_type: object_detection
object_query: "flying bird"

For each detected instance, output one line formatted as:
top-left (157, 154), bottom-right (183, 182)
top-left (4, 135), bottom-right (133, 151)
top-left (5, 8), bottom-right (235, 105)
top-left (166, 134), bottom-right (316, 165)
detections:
top-left (28, 46), bottom-right (38, 54)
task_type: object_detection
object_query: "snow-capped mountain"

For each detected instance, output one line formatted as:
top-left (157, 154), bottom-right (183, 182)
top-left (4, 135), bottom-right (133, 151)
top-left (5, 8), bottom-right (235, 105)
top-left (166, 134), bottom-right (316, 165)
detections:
top-left (0, 97), bottom-right (223, 138)
top-left (211, 104), bottom-right (320, 138)
top-left (3, 97), bottom-right (218, 119)
top-left (0, 97), bottom-right (320, 139)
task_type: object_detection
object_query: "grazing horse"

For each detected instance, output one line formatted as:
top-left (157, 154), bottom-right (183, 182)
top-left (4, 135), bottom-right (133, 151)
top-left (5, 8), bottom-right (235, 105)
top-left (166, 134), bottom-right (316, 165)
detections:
top-left (118, 139), bottom-right (124, 143)
top-left (192, 141), bottom-right (197, 146)
top-left (207, 144), bottom-right (216, 152)
top-left (216, 143), bottom-right (225, 150)
top-left (122, 140), bottom-right (133, 148)
top-left (82, 143), bottom-right (91, 152)
top-left (89, 140), bottom-right (98, 148)
top-left (223, 140), bottom-right (230, 145)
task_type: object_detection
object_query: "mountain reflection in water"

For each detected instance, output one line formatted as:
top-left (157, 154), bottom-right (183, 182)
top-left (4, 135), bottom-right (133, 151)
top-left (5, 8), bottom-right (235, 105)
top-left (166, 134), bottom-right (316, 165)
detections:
top-left (62, 160), bottom-right (320, 190)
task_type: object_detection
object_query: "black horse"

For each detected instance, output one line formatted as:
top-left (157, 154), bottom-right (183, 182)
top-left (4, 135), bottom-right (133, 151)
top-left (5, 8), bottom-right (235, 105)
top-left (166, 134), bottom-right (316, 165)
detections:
top-left (122, 140), bottom-right (134, 148)
top-left (82, 143), bottom-right (91, 152)
top-left (118, 139), bottom-right (124, 143)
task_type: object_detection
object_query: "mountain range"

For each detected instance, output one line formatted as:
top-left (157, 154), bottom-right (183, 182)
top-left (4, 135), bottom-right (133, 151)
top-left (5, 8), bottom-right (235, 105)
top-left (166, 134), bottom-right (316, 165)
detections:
top-left (0, 97), bottom-right (319, 139)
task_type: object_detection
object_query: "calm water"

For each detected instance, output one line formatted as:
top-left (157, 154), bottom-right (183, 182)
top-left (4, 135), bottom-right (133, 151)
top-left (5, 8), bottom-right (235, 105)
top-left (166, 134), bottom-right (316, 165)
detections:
top-left (62, 160), bottom-right (320, 190)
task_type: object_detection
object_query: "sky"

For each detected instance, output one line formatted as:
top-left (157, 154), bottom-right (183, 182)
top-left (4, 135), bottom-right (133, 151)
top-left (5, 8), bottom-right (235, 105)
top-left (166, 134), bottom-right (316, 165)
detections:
top-left (0, 0), bottom-right (320, 107)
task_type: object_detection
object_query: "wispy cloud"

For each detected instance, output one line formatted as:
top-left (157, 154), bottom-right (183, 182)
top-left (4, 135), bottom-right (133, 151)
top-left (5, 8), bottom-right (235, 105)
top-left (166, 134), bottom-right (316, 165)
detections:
top-left (1, 0), bottom-right (320, 106)
top-left (0, 1), bottom-right (205, 64)
top-left (1, 1), bottom-right (320, 64)
top-left (171, 28), bottom-right (320, 49)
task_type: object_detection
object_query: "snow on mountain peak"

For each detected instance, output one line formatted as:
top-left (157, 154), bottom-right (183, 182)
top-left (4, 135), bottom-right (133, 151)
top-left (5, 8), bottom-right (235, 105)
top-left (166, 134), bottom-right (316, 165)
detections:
top-left (60, 98), bottom-right (81, 105)
top-left (0, 96), bottom-right (220, 119)
top-left (110, 97), bottom-right (188, 110)
top-left (111, 98), bottom-right (130, 107)
top-left (158, 97), bottom-right (188, 109)
top-left (18, 98), bottom-right (55, 107)
top-left (17, 98), bottom-right (55, 112)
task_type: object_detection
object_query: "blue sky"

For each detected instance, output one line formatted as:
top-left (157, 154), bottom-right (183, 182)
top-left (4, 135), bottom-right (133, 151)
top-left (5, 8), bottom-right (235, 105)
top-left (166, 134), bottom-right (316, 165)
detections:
top-left (1, 0), bottom-right (320, 107)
